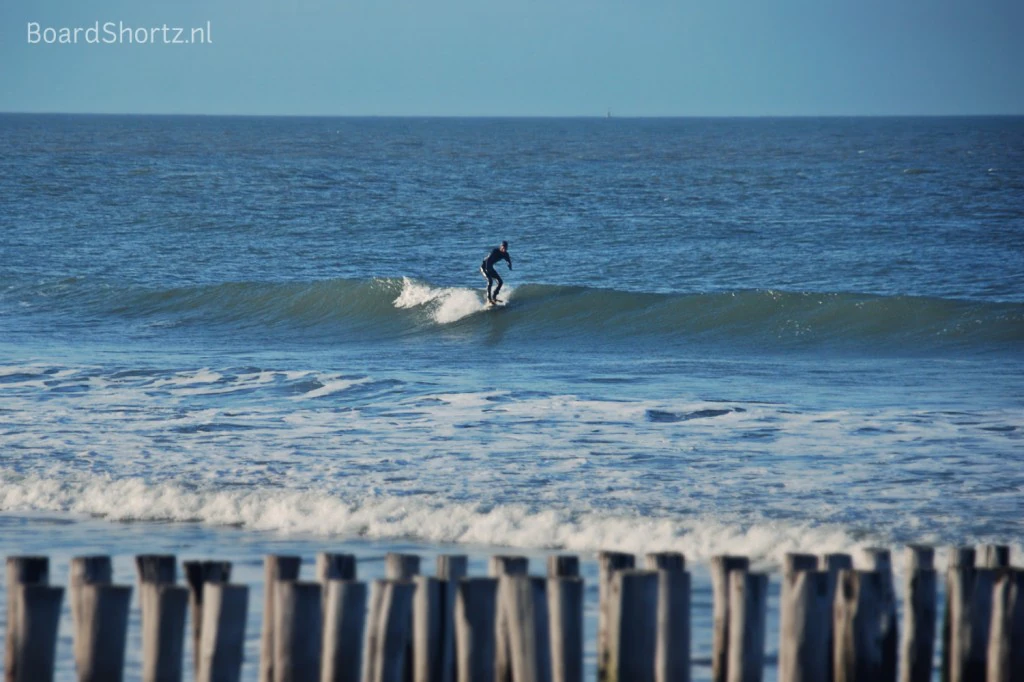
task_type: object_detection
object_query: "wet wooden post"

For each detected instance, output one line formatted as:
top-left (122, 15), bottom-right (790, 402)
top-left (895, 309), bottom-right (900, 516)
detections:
top-left (606, 569), bottom-right (658, 682)
top-left (987, 569), bottom-right (1024, 682)
top-left (260, 556), bottom-right (302, 682)
top-left (727, 571), bottom-right (767, 682)
top-left (362, 580), bottom-right (415, 682)
top-left (943, 546), bottom-right (976, 682)
top-left (710, 556), bottom-right (749, 682)
top-left (490, 556), bottom-right (529, 682)
top-left (834, 570), bottom-right (894, 682)
top-left (899, 546), bottom-right (936, 682)
top-left (184, 561), bottom-right (232, 680)
top-left (778, 553), bottom-right (820, 682)
top-left (598, 551), bottom-right (636, 682)
top-left (317, 553), bottom-right (357, 611)
top-left (413, 576), bottom-right (444, 682)
top-left (5, 556), bottom-right (50, 682)
top-left (645, 552), bottom-right (685, 572)
top-left (196, 583), bottom-right (249, 682)
top-left (778, 570), bottom-right (829, 682)
top-left (140, 581), bottom-right (189, 682)
top-left (69, 556), bottom-right (113, 676)
top-left (547, 576), bottom-right (583, 682)
top-left (6, 584), bottom-right (64, 682)
top-left (819, 553), bottom-right (852, 682)
top-left (136, 554), bottom-right (177, 585)
top-left (385, 553), bottom-right (421, 581)
top-left (75, 584), bottom-right (133, 682)
top-left (274, 581), bottom-right (322, 682)
top-left (858, 548), bottom-right (897, 678)
top-left (322, 580), bottom-right (367, 682)
top-left (501, 576), bottom-right (551, 682)
top-left (547, 556), bottom-right (579, 578)
top-left (977, 545), bottom-right (1010, 569)
top-left (654, 567), bottom-right (690, 682)
top-left (946, 561), bottom-right (996, 682)
top-left (436, 555), bottom-right (467, 682)
top-left (454, 578), bottom-right (498, 682)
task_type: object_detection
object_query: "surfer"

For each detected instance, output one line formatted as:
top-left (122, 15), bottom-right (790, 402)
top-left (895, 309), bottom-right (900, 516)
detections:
top-left (480, 241), bottom-right (512, 304)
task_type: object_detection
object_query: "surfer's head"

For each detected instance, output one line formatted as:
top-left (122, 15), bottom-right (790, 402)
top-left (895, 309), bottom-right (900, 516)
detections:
top-left (500, 241), bottom-right (508, 251)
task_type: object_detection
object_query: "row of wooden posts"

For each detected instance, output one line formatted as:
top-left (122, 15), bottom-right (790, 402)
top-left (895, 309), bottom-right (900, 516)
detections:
top-left (3, 544), bottom-right (1023, 682)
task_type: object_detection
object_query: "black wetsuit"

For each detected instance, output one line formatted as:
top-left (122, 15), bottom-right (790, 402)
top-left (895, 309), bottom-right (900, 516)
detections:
top-left (480, 247), bottom-right (512, 302)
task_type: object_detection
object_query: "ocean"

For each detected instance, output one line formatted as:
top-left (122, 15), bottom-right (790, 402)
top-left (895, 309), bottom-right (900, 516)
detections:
top-left (1, 114), bottom-right (1022, 679)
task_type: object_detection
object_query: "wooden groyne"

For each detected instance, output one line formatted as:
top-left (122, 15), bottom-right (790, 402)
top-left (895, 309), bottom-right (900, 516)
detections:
top-left (3, 544), bottom-right (1023, 682)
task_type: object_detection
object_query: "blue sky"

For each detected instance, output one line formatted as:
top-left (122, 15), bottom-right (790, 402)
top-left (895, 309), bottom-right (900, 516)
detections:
top-left (2, 0), bottom-right (1022, 116)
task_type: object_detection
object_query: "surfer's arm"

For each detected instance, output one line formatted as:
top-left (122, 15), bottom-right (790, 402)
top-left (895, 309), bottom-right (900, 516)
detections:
top-left (505, 253), bottom-right (512, 269)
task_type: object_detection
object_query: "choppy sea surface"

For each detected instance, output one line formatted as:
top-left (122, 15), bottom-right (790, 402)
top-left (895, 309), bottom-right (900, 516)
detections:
top-left (1, 114), bottom-right (1022, 679)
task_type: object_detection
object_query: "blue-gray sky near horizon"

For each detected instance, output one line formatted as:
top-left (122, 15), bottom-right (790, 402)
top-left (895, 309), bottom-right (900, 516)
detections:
top-left (2, 0), bottom-right (1022, 117)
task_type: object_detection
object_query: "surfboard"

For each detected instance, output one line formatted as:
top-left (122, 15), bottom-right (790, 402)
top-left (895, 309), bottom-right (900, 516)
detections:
top-left (486, 299), bottom-right (508, 309)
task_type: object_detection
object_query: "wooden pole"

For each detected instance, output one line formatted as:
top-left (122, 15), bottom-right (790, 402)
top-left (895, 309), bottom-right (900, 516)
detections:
top-left (598, 551), bottom-right (636, 682)
top-left (834, 570), bottom-right (895, 682)
top-left (5, 556), bottom-right (49, 682)
top-left (136, 555), bottom-right (177, 585)
top-left (385, 553), bottom-right (421, 581)
top-left (655, 569), bottom-right (690, 682)
top-left (547, 556), bottom-right (579, 578)
top-left (547, 577), bottom-right (583, 682)
top-left (783, 554), bottom-right (817, 577)
top-left (900, 546), bottom-right (936, 682)
top-left (977, 546), bottom-right (1010, 570)
top-left (184, 561), bottom-right (232, 681)
top-left (322, 580), bottom-right (367, 682)
top-left (645, 553), bottom-right (685, 572)
top-left (6, 584), bottom-right (63, 682)
top-left (196, 583), bottom-right (249, 682)
top-left (946, 564), bottom-right (996, 682)
top-left (606, 569), bottom-right (658, 682)
top-left (943, 546), bottom-right (976, 682)
top-left (436, 556), bottom-right (467, 682)
top-left (75, 584), bottom-right (133, 682)
top-left (987, 569), bottom-right (1024, 682)
top-left (778, 570), bottom-right (829, 682)
top-left (274, 581), bottom-right (322, 682)
top-left (819, 553), bottom-right (852, 682)
top-left (726, 571), bottom-right (767, 682)
top-left (778, 553), bottom-right (821, 682)
top-left (491, 556), bottom-right (529, 682)
top-left (413, 576), bottom-right (444, 682)
top-left (140, 582), bottom-right (189, 682)
top-left (362, 580), bottom-right (415, 682)
top-left (710, 556), bottom-right (749, 682)
top-left (260, 556), bottom-right (302, 682)
top-left (454, 578), bottom-right (498, 682)
top-left (857, 548), bottom-right (897, 679)
top-left (318, 554), bottom-right (357, 583)
top-left (69, 556), bottom-right (112, 676)
top-left (501, 576), bottom-right (551, 682)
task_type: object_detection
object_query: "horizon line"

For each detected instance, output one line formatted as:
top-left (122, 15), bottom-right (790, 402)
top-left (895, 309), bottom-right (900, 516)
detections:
top-left (2, 111), bottom-right (1023, 120)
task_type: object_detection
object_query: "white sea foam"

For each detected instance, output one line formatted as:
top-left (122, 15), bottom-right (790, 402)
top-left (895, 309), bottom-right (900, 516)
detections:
top-left (392, 277), bottom-right (506, 324)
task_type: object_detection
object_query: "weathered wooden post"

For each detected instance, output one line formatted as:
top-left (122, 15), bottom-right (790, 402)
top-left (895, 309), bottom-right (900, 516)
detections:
top-left (547, 556), bottom-right (579, 578)
top-left (317, 554), bottom-right (357, 613)
top-left (140, 580), bottom-right (189, 682)
top-left (196, 583), bottom-right (249, 682)
top-left (833, 570), bottom-right (894, 682)
top-left (6, 583), bottom-right (63, 682)
top-left (5, 556), bottom-right (50, 682)
top-left (274, 581), bottom-right (322, 682)
top-left (645, 552), bottom-right (685, 572)
top-left (69, 556), bottom-right (113, 676)
top-left (322, 580), bottom-right (367, 682)
top-left (598, 551), bottom-right (636, 682)
top-left (385, 553), bottom-right (421, 580)
top-left (436, 556), bottom-right (467, 682)
top-left (606, 569), bottom-right (658, 682)
top-left (987, 569), bottom-right (1024, 682)
top-left (184, 560), bottom-right (232, 679)
top-left (362, 580), bottom-right (415, 682)
top-left (136, 555), bottom-right (177, 585)
top-left (75, 583), bottom-right (133, 682)
top-left (260, 556), bottom-right (302, 682)
top-left (778, 553), bottom-right (821, 682)
top-left (500, 576), bottom-right (551, 682)
top-left (654, 567), bottom-right (690, 682)
top-left (946, 561), bottom-right (996, 682)
top-left (977, 546), bottom-right (1010, 570)
top-left (547, 576), bottom-right (583, 682)
top-left (943, 546), bottom-right (976, 682)
top-left (819, 553), bottom-right (852, 682)
top-left (900, 546), bottom-right (936, 682)
top-left (454, 578), bottom-right (498, 682)
top-left (710, 556), bottom-right (749, 682)
top-left (491, 555), bottom-right (529, 682)
top-left (413, 576), bottom-right (444, 682)
top-left (778, 570), bottom-right (829, 682)
top-left (858, 548), bottom-right (897, 678)
top-left (727, 571), bottom-right (767, 682)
